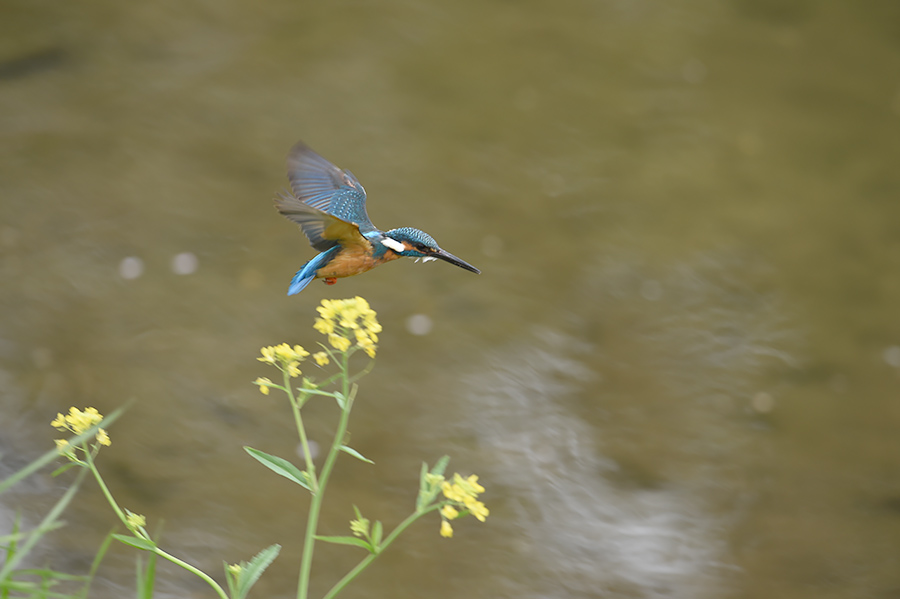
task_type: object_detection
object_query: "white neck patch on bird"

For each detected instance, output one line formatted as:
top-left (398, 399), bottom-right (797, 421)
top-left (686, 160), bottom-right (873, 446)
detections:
top-left (381, 238), bottom-right (406, 253)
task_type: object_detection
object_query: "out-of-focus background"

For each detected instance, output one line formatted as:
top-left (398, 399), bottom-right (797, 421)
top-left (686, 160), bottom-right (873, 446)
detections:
top-left (3, 1), bottom-right (900, 597)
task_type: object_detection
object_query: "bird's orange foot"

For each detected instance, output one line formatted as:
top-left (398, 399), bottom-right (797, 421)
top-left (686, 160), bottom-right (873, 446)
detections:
top-left (323, 277), bottom-right (337, 285)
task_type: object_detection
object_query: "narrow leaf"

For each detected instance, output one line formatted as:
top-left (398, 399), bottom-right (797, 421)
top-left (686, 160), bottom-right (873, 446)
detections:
top-left (430, 455), bottom-right (450, 478)
top-left (0, 467), bottom-right (88, 581)
top-left (314, 535), bottom-right (373, 551)
top-left (76, 529), bottom-right (116, 599)
top-left (50, 463), bottom-right (78, 477)
top-left (135, 550), bottom-right (157, 599)
top-left (244, 447), bottom-right (312, 491)
top-left (339, 445), bottom-right (374, 464)
top-left (112, 534), bottom-right (157, 551)
top-left (224, 561), bottom-right (238, 599)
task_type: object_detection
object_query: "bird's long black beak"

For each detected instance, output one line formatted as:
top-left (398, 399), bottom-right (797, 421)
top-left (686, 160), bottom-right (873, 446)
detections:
top-left (434, 249), bottom-right (481, 274)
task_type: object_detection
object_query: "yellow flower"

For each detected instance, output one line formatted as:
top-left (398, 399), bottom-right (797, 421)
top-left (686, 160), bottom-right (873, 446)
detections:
top-left (317, 300), bottom-right (337, 321)
top-left (443, 473), bottom-right (485, 500)
top-left (227, 563), bottom-right (242, 576)
top-left (464, 498), bottom-right (489, 522)
top-left (441, 481), bottom-right (466, 503)
top-left (440, 520), bottom-right (454, 538)
top-left (259, 343), bottom-right (308, 376)
top-left (314, 317), bottom-right (335, 335)
top-left (314, 297), bottom-right (381, 356)
top-left (328, 334), bottom-right (352, 353)
top-left (364, 316), bottom-right (382, 336)
top-left (54, 439), bottom-right (72, 455)
top-left (273, 343), bottom-right (294, 362)
top-left (96, 428), bottom-right (111, 447)
top-left (258, 346), bottom-right (277, 364)
top-left (441, 472), bottom-right (488, 523)
top-left (440, 505), bottom-right (459, 520)
top-left (340, 312), bottom-right (360, 329)
top-left (51, 407), bottom-right (110, 447)
top-left (50, 413), bottom-right (66, 429)
top-left (354, 329), bottom-right (377, 358)
top-left (254, 377), bottom-right (272, 394)
top-left (313, 351), bottom-right (330, 366)
top-left (464, 474), bottom-right (484, 495)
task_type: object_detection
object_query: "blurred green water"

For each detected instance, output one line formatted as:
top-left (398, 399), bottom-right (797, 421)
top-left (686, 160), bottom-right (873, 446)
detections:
top-left (3, 1), bottom-right (900, 597)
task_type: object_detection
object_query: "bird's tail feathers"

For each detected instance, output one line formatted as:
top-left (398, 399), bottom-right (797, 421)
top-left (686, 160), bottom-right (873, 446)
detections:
top-left (287, 247), bottom-right (340, 295)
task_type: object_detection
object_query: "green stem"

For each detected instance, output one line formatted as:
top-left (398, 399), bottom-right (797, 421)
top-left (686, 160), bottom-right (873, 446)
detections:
top-left (151, 548), bottom-right (228, 599)
top-left (285, 369), bottom-right (317, 491)
top-left (321, 505), bottom-right (440, 599)
top-left (86, 449), bottom-right (229, 599)
top-left (297, 349), bottom-right (355, 599)
top-left (85, 448), bottom-right (127, 526)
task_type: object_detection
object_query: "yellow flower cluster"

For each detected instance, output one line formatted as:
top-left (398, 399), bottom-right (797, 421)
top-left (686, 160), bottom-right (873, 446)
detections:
top-left (50, 406), bottom-right (111, 451)
top-left (313, 297), bottom-right (381, 358)
top-left (257, 343), bottom-right (309, 378)
top-left (254, 377), bottom-right (273, 394)
top-left (438, 473), bottom-right (489, 538)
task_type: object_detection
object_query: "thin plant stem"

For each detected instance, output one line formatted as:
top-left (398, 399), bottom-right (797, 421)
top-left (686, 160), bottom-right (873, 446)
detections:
top-left (149, 547), bottom-right (228, 599)
top-left (297, 347), bottom-right (356, 599)
top-left (86, 449), bottom-right (229, 599)
top-left (321, 505), bottom-right (441, 599)
top-left (285, 369), bottom-right (317, 490)
top-left (84, 449), bottom-right (127, 525)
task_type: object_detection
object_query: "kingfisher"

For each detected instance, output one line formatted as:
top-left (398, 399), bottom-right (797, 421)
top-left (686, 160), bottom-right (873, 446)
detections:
top-left (274, 140), bottom-right (481, 295)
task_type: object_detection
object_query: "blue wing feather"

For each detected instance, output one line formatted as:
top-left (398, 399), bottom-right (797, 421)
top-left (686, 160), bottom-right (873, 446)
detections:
top-left (285, 141), bottom-right (376, 233)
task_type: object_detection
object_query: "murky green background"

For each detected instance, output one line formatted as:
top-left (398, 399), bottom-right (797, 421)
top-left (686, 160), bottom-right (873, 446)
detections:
top-left (3, 0), bottom-right (900, 597)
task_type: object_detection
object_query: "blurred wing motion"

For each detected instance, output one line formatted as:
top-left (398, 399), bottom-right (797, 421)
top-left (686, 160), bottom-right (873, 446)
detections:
top-left (275, 141), bottom-right (377, 251)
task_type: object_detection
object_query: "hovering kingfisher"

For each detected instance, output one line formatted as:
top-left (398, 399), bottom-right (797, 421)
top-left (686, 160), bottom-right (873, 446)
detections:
top-left (274, 140), bottom-right (481, 295)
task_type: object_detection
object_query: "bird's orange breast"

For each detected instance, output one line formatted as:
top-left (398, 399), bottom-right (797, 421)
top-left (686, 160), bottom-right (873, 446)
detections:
top-left (315, 246), bottom-right (401, 279)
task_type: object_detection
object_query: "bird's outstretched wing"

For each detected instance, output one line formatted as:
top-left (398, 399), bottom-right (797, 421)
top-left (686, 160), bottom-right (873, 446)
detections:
top-left (276, 141), bottom-right (377, 250)
top-left (275, 191), bottom-right (369, 251)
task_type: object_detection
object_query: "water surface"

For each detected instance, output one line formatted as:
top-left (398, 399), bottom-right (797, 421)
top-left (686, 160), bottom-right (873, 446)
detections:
top-left (3, 1), bottom-right (900, 598)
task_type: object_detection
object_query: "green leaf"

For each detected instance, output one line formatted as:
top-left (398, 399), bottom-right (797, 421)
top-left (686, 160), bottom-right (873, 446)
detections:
top-left (50, 462), bottom-right (79, 477)
top-left (338, 445), bottom-right (374, 464)
top-left (244, 447), bottom-right (312, 491)
top-left (430, 455), bottom-right (450, 478)
top-left (112, 534), bottom-right (157, 551)
top-left (14, 568), bottom-right (85, 581)
top-left (417, 456), bottom-right (451, 512)
top-left (230, 544), bottom-right (281, 599)
top-left (135, 550), bottom-right (157, 599)
top-left (314, 535), bottom-right (373, 551)
top-left (0, 467), bottom-right (89, 582)
top-left (75, 528), bottom-right (116, 599)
